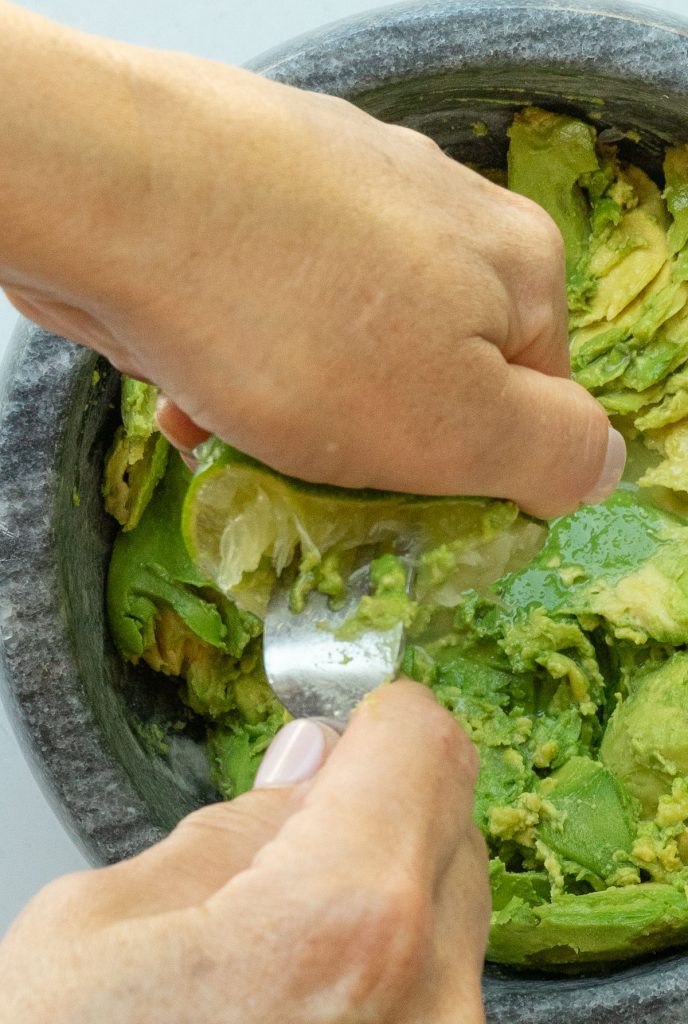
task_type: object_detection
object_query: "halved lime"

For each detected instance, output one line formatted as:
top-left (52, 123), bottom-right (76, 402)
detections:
top-left (181, 440), bottom-right (544, 615)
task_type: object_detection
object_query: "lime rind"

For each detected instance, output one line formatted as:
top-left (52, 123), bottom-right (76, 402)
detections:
top-left (182, 445), bottom-right (537, 612)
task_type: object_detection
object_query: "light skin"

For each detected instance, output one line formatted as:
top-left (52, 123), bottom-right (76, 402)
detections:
top-left (0, 2), bottom-right (626, 1018)
top-left (0, 683), bottom-right (490, 1024)
top-left (0, 2), bottom-right (624, 518)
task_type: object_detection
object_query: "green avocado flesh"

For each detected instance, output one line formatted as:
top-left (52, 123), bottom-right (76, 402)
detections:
top-left (103, 109), bottom-right (688, 971)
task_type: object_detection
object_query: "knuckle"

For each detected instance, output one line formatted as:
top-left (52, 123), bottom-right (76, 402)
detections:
top-left (391, 122), bottom-right (442, 154)
top-left (323, 93), bottom-right (356, 117)
top-left (375, 873), bottom-right (432, 950)
top-left (537, 214), bottom-right (566, 271)
top-left (434, 705), bottom-right (481, 785)
top-left (511, 195), bottom-right (565, 263)
top-left (467, 822), bottom-right (491, 882)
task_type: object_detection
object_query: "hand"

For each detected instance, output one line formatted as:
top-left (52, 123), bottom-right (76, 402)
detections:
top-left (0, 682), bottom-right (490, 1023)
top-left (0, 2), bottom-right (623, 518)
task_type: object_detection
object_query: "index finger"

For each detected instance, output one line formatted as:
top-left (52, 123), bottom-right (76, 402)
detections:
top-left (234, 680), bottom-right (480, 893)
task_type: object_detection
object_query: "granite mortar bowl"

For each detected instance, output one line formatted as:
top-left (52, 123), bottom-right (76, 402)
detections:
top-left (2, 0), bottom-right (688, 1019)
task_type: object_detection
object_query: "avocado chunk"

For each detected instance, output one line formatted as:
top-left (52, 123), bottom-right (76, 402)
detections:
top-left (638, 419), bottom-right (688, 494)
top-left (507, 107), bottom-right (597, 282)
top-left (489, 857), bottom-right (551, 911)
top-left (664, 144), bottom-right (688, 254)
top-left (107, 453), bottom-right (228, 658)
top-left (569, 143), bottom-right (688, 497)
top-left (497, 490), bottom-right (688, 646)
top-left (575, 164), bottom-right (669, 329)
top-left (207, 703), bottom-right (287, 799)
top-left (600, 652), bottom-right (688, 816)
top-left (488, 882), bottom-right (688, 967)
top-left (102, 377), bottom-right (169, 531)
top-left (535, 756), bottom-right (637, 888)
top-left (107, 451), bottom-right (286, 730)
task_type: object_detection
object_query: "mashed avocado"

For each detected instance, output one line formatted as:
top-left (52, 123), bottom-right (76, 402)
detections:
top-left (103, 108), bottom-right (688, 971)
top-left (102, 377), bottom-right (169, 531)
top-left (107, 451), bottom-right (289, 793)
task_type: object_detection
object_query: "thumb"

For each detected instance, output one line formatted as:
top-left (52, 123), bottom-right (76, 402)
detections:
top-left (85, 720), bottom-right (341, 920)
top-left (227, 682), bottom-right (481, 896)
top-left (484, 363), bottom-right (626, 519)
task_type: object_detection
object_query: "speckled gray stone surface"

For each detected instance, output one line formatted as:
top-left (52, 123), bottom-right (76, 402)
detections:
top-left (0, 325), bottom-right (215, 867)
top-left (0, 329), bottom-right (160, 863)
top-left (249, 0), bottom-right (688, 93)
top-left (3, 1), bottom-right (688, 1020)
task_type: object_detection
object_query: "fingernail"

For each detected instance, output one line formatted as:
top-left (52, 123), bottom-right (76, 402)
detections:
top-left (253, 719), bottom-right (328, 788)
top-left (581, 425), bottom-right (626, 505)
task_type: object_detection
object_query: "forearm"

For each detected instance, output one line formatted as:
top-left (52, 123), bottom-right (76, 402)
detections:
top-left (0, 2), bottom-right (145, 291)
top-left (0, 1), bottom-right (283, 306)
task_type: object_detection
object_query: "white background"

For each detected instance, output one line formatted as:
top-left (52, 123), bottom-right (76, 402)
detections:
top-left (1, 0), bottom-right (687, 937)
